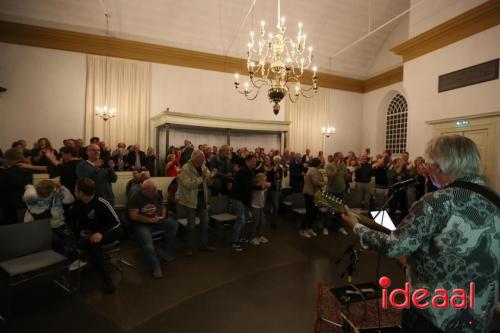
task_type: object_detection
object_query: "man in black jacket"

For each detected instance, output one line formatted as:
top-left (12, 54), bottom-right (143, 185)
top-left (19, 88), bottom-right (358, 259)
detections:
top-left (66, 177), bottom-right (121, 293)
top-left (127, 144), bottom-right (147, 170)
top-left (229, 155), bottom-right (258, 251)
top-left (0, 149), bottom-right (33, 224)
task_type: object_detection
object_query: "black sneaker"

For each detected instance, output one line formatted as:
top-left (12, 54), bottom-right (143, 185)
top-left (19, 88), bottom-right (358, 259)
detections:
top-left (232, 242), bottom-right (243, 252)
top-left (239, 237), bottom-right (249, 243)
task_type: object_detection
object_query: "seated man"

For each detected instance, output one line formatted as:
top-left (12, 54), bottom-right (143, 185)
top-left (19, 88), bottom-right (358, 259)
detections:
top-left (126, 169), bottom-right (150, 200)
top-left (22, 180), bottom-right (75, 256)
top-left (66, 177), bottom-right (121, 293)
top-left (127, 179), bottom-right (178, 279)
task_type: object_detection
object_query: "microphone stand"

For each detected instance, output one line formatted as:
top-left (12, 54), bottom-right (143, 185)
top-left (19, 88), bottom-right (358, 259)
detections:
top-left (370, 186), bottom-right (407, 332)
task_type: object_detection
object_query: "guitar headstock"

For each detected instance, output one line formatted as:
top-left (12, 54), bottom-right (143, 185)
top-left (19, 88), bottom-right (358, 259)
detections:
top-left (313, 191), bottom-right (346, 215)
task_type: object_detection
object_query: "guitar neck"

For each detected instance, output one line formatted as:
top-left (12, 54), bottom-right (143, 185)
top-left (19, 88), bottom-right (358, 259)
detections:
top-left (350, 211), bottom-right (391, 235)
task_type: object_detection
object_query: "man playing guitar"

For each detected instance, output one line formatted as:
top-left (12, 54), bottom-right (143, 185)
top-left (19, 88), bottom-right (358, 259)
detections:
top-left (340, 136), bottom-right (500, 333)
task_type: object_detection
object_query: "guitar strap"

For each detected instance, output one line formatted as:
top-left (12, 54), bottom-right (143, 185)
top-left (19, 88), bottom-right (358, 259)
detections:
top-left (446, 181), bottom-right (500, 210)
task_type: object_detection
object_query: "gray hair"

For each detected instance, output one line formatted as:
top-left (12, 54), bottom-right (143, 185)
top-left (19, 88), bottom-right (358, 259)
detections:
top-left (425, 135), bottom-right (481, 178)
top-left (191, 149), bottom-right (205, 161)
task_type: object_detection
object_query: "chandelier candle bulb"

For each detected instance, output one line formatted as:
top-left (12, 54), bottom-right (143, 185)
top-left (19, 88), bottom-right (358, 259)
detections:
top-left (234, 73), bottom-right (239, 84)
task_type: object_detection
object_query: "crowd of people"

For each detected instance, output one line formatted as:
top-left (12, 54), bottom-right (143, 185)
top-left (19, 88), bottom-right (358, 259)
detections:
top-left (1, 134), bottom-right (498, 332)
top-left (0, 136), bottom-right (437, 289)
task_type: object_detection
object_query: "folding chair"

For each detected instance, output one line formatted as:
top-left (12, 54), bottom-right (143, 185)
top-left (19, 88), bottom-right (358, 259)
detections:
top-left (175, 203), bottom-right (200, 226)
top-left (209, 195), bottom-right (236, 225)
top-left (0, 219), bottom-right (70, 321)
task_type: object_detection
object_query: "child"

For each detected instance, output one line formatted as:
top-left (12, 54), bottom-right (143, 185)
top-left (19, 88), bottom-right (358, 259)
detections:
top-left (250, 173), bottom-right (271, 245)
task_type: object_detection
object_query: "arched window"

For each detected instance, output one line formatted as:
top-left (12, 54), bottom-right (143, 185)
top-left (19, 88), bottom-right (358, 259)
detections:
top-left (385, 94), bottom-right (407, 154)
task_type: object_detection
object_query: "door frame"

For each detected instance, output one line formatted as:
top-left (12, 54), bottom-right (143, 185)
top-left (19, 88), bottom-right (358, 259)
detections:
top-left (427, 111), bottom-right (500, 190)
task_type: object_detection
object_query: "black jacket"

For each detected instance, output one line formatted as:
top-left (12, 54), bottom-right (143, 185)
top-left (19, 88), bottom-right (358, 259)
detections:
top-left (126, 151), bottom-right (147, 169)
top-left (230, 165), bottom-right (258, 206)
top-left (66, 196), bottom-right (121, 235)
top-left (0, 163), bottom-right (33, 223)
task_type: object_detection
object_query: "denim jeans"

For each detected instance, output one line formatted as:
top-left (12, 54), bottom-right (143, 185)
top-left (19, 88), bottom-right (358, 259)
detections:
top-left (266, 188), bottom-right (281, 216)
top-left (133, 218), bottom-right (178, 269)
top-left (183, 201), bottom-right (209, 249)
top-left (250, 207), bottom-right (266, 238)
top-left (230, 199), bottom-right (247, 243)
top-left (356, 182), bottom-right (373, 210)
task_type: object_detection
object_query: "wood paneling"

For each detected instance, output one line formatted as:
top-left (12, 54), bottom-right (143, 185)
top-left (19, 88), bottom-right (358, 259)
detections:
top-left (392, 0), bottom-right (500, 62)
top-left (363, 66), bottom-right (403, 92)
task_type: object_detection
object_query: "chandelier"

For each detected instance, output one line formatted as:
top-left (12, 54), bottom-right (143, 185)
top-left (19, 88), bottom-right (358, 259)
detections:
top-left (95, 12), bottom-right (116, 122)
top-left (321, 126), bottom-right (335, 138)
top-left (234, 0), bottom-right (318, 115)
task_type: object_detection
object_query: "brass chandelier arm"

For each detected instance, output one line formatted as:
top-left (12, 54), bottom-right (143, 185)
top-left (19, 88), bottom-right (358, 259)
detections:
top-left (250, 76), bottom-right (268, 89)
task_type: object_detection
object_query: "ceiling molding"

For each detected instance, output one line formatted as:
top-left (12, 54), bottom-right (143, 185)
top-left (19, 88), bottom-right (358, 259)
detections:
top-left (363, 66), bottom-right (403, 92)
top-left (151, 111), bottom-right (291, 132)
top-left (391, 0), bottom-right (500, 62)
top-left (0, 20), bottom-right (365, 93)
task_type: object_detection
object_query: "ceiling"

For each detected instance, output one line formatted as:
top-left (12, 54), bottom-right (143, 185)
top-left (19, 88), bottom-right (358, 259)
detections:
top-left (0, 0), bottom-right (411, 79)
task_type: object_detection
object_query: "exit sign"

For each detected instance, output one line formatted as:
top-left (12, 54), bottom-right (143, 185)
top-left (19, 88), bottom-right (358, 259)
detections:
top-left (456, 120), bottom-right (470, 127)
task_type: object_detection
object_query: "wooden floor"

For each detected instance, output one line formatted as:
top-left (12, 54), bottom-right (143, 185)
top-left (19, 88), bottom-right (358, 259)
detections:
top-left (2, 215), bottom-right (494, 333)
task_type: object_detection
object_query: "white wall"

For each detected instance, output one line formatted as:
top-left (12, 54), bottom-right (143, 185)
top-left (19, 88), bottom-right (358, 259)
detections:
top-left (0, 42), bottom-right (86, 150)
top-left (151, 63), bottom-right (285, 121)
top-left (409, 0), bottom-right (487, 38)
top-left (324, 89), bottom-right (364, 156)
top-left (0, 42), bottom-right (287, 152)
top-left (367, 16), bottom-right (408, 77)
top-left (404, 25), bottom-right (500, 189)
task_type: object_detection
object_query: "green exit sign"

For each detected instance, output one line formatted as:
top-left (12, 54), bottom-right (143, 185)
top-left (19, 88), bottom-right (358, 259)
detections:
top-left (456, 120), bottom-right (470, 127)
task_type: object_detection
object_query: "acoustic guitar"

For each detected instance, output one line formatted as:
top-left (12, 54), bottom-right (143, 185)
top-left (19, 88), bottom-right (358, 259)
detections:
top-left (314, 191), bottom-right (408, 268)
top-left (313, 191), bottom-right (391, 235)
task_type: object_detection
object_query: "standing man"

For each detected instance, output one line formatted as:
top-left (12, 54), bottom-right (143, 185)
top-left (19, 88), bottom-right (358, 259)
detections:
top-left (177, 150), bottom-right (217, 256)
top-left (179, 139), bottom-right (194, 167)
top-left (127, 144), bottom-right (146, 171)
top-left (209, 144), bottom-right (232, 195)
top-left (76, 144), bottom-right (117, 206)
top-left (66, 177), bottom-right (121, 293)
top-left (230, 155), bottom-right (259, 251)
top-left (0, 149), bottom-right (33, 224)
top-left (355, 153), bottom-right (373, 210)
top-left (325, 152), bottom-right (348, 236)
top-left (342, 135), bottom-right (500, 332)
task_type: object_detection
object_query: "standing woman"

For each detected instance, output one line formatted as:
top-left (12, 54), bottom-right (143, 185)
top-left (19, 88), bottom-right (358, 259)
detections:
top-left (165, 151), bottom-right (180, 177)
top-left (146, 147), bottom-right (156, 176)
top-left (300, 158), bottom-right (324, 238)
top-left (30, 138), bottom-right (59, 168)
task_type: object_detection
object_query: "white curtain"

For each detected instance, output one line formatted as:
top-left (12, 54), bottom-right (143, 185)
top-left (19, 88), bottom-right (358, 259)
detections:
top-left (286, 88), bottom-right (329, 155)
top-left (85, 55), bottom-right (151, 149)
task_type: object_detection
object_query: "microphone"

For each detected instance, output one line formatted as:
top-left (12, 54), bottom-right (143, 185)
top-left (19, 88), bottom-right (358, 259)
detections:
top-left (390, 177), bottom-right (420, 190)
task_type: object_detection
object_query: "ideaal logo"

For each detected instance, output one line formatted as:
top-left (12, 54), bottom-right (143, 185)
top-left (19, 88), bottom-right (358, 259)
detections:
top-left (379, 276), bottom-right (475, 310)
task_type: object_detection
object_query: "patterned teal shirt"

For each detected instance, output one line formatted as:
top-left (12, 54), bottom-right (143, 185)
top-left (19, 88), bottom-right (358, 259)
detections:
top-left (353, 175), bottom-right (500, 332)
